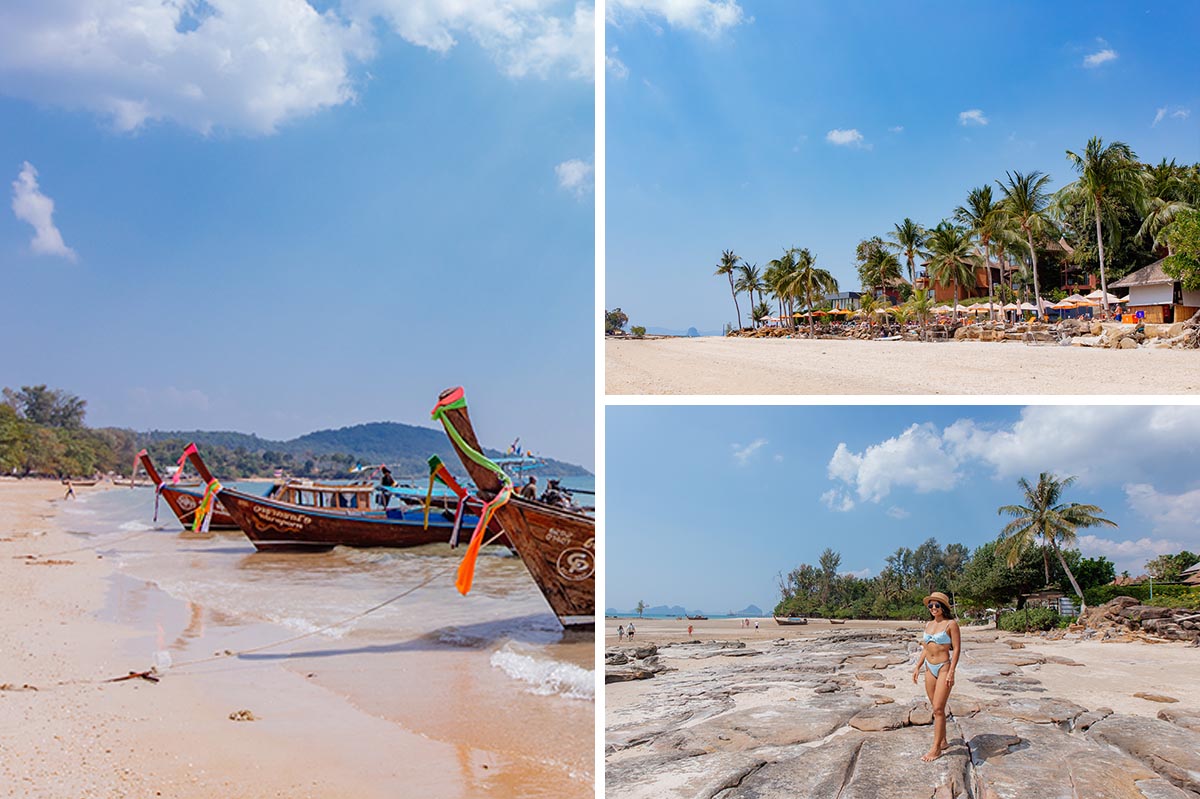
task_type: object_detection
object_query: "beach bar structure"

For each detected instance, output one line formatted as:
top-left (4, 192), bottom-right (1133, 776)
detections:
top-left (1021, 588), bottom-right (1076, 616)
top-left (1110, 258), bottom-right (1200, 324)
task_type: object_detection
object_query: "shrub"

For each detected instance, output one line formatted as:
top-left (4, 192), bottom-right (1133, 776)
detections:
top-left (998, 607), bottom-right (1061, 632)
top-left (1084, 583), bottom-right (1199, 607)
top-left (631, 326), bottom-right (646, 338)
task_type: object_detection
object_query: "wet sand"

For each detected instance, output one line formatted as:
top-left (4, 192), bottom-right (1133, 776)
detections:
top-left (0, 480), bottom-right (592, 798)
top-left (605, 337), bottom-right (1200, 394)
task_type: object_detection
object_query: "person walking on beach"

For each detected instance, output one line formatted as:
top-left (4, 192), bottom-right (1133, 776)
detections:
top-left (617, 624), bottom-right (625, 641)
top-left (627, 622), bottom-right (635, 640)
top-left (687, 624), bottom-right (693, 636)
top-left (912, 592), bottom-right (961, 762)
top-left (64, 479), bottom-right (75, 500)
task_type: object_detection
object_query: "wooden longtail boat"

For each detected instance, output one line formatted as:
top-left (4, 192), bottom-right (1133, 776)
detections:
top-left (184, 447), bottom-right (495, 552)
top-left (432, 387), bottom-right (594, 630)
top-left (135, 449), bottom-right (241, 531)
top-left (773, 615), bottom-right (808, 626)
top-left (686, 614), bottom-right (708, 620)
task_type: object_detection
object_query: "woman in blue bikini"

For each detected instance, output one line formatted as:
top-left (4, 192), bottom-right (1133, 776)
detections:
top-left (911, 591), bottom-right (960, 762)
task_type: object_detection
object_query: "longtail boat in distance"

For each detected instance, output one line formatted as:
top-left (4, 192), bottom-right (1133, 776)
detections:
top-left (135, 448), bottom-right (241, 531)
top-left (183, 446), bottom-right (497, 552)
top-left (773, 615), bottom-right (808, 626)
top-left (432, 387), bottom-right (595, 630)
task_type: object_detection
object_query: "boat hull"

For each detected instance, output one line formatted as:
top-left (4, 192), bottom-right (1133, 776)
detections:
top-left (216, 486), bottom-right (471, 552)
top-left (161, 485), bottom-right (241, 531)
top-left (434, 387), bottom-right (595, 629)
top-left (773, 616), bottom-right (808, 626)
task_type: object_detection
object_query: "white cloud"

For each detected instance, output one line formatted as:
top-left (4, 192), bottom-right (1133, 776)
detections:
top-left (1155, 106), bottom-right (1191, 126)
top-left (0, 0), bottom-right (593, 136)
top-left (732, 437), bottom-right (767, 466)
top-left (888, 125), bottom-right (904, 133)
top-left (1076, 534), bottom-right (1182, 576)
top-left (1083, 48), bottom-right (1118, 68)
top-left (843, 567), bottom-right (872, 579)
top-left (1172, 109), bottom-right (1190, 120)
top-left (821, 489), bottom-right (855, 513)
top-left (773, 454), bottom-right (784, 463)
top-left (1153, 107), bottom-right (1167, 127)
top-left (886, 506), bottom-right (910, 520)
top-left (11, 162), bottom-right (76, 261)
top-left (607, 47), bottom-right (629, 79)
top-left (827, 424), bottom-right (962, 503)
top-left (1124, 483), bottom-right (1200, 545)
top-left (825, 128), bottom-right (867, 148)
top-left (607, 0), bottom-right (746, 35)
top-left (943, 406), bottom-right (1200, 487)
top-left (958, 109), bottom-right (988, 126)
top-left (554, 158), bottom-right (594, 198)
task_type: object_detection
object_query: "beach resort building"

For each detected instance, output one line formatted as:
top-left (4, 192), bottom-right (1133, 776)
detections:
top-left (1110, 258), bottom-right (1200, 323)
top-left (824, 291), bottom-right (863, 311)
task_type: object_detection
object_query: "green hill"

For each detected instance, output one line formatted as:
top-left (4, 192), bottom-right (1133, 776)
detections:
top-left (138, 421), bottom-right (589, 480)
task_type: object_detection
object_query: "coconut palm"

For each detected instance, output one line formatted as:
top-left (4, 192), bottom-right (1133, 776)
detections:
top-left (997, 473), bottom-right (1117, 614)
top-left (998, 170), bottom-right (1055, 320)
top-left (905, 289), bottom-right (934, 341)
top-left (925, 221), bottom-right (977, 319)
top-left (858, 290), bottom-right (879, 329)
top-left (954, 186), bottom-right (1002, 321)
top-left (751, 301), bottom-right (771, 327)
top-left (783, 248), bottom-right (838, 338)
top-left (766, 248), bottom-right (800, 328)
top-left (1138, 159), bottom-right (1194, 254)
top-left (715, 249), bottom-right (743, 330)
top-left (888, 218), bottom-right (927, 286)
top-left (1059, 138), bottom-right (1144, 314)
top-left (862, 247), bottom-right (903, 299)
top-left (737, 262), bottom-right (767, 326)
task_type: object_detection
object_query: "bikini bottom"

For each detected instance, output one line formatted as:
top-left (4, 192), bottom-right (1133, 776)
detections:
top-left (926, 660), bottom-right (949, 678)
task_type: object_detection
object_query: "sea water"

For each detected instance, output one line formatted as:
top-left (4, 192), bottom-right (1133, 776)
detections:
top-left (58, 485), bottom-right (594, 797)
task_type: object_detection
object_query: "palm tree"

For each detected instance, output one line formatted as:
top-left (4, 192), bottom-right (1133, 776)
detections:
top-left (751, 301), bottom-right (770, 328)
top-left (888, 218), bottom-right (926, 286)
top-left (996, 473), bottom-right (1117, 614)
top-left (1060, 138), bottom-right (1144, 314)
top-left (998, 170), bottom-right (1055, 320)
top-left (766, 249), bottom-right (800, 328)
top-left (783, 248), bottom-right (838, 338)
top-left (858, 290), bottom-right (879, 329)
top-left (736, 262), bottom-right (766, 326)
top-left (955, 186), bottom-right (1002, 321)
top-left (862, 247), bottom-right (903, 300)
top-left (715, 249), bottom-right (743, 330)
top-left (1138, 159), bottom-right (1194, 254)
top-left (905, 289), bottom-right (934, 341)
top-left (925, 221), bottom-right (977, 319)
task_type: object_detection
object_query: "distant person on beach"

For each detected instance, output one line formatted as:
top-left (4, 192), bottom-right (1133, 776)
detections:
top-left (687, 624), bottom-right (693, 636)
top-left (754, 620), bottom-right (759, 630)
top-left (627, 622), bottom-right (635, 639)
top-left (64, 479), bottom-right (74, 500)
top-left (617, 624), bottom-right (625, 641)
top-left (912, 591), bottom-right (961, 763)
top-left (520, 476), bottom-right (538, 500)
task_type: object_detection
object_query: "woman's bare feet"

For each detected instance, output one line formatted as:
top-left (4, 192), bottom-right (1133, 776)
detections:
top-left (920, 748), bottom-right (942, 762)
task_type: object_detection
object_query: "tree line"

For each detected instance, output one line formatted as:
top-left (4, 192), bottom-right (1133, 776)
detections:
top-left (1, 385), bottom-right (376, 480)
top-left (775, 472), bottom-right (1197, 620)
top-left (719, 139), bottom-right (1200, 330)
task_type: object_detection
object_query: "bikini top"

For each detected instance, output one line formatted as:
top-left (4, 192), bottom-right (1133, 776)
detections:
top-left (922, 630), bottom-right (952, 645)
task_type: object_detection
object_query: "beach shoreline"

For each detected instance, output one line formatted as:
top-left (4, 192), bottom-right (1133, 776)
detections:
top-left (0, 480), bottom-right (592, 798)
top-left (605, 337), bottom-right (1200, 394)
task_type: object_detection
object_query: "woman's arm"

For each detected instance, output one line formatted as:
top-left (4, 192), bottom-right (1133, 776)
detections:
top-left (947, 621), bottom-right (962, 684)
top-left (911, 649), bottom-right (926, 683)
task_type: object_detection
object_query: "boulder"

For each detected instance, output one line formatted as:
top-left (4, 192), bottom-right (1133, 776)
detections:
top-left (1087, 713), bottom-right (1200, 795)
top-left (1157, 707), bottom-right (1200, 734)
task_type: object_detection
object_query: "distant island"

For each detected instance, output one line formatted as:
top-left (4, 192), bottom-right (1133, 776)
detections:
top-left (606, 603), bottom-right (766, 617)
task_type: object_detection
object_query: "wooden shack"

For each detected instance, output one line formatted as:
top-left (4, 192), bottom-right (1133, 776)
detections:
top-left (1110, 258), bottom-right (1200, 324)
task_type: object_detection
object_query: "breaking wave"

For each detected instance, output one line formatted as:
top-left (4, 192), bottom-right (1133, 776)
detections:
top-left (490, 645), bottom-right (594, 701)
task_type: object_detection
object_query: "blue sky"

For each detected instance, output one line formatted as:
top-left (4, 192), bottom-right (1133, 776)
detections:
top-left (607, 405), bottom-right (1200, 614)
top-left (0, 0), bottom-right (595, 467)
top-left (606, 0), bottom-right (1200, 332)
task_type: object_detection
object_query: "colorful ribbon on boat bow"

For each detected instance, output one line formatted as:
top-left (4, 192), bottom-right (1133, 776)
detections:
top-left (431, 390), bottom-right (512, 596)
top-left (424, 455), bottom-right (471, 547)
top-left (192, 479), bottom-right (222, 533)
top-left (173, 443), bottom-right (198, 485)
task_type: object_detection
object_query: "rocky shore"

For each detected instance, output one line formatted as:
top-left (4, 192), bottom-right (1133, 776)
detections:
top-left (605, 629), bottom-right (1200, 798)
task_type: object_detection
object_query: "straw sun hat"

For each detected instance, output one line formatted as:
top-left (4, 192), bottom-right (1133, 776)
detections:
top-left (923, 592), bottom-right (955, 618)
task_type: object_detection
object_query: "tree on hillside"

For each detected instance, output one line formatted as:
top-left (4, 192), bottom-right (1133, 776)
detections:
top-left (996, 473), bottom-right (1117, 614)
top-left (2, 385), bottom-right (87, 428)
top-left (636, 600), bottom-right (646, 618)
top-left (715, 249), bottom-right (743, 330)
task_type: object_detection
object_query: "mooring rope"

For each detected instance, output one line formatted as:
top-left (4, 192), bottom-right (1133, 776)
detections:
top-left (66, 528), bottom-right (508, 687)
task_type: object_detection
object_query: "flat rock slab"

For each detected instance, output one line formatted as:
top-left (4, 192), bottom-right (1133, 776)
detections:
top-left (606, 749), bottom-right (769, 799)
top-left (1088, 713), bottom-right (1200, 795)
top-left (717, 726), bottom-right (971, 799)
top-left (1134, 692), bottom-right (1179, 703)
top-left (958, 714), bottom-right (1192, 799)
top-left (661, 694), bottom-right (873, 753)
top-left (849, 703), bottom-right (909, 731)
top-left (983, 696), bottom-right (1087, 726)
top-left (1157, 707), bottom-right (1200, 734)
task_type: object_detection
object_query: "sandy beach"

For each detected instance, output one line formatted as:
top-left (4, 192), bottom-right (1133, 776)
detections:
top-left (0, 480), bottom-right (593, 798)
top-left (605, 337), bottom-right (1200, 394)
top-left (605, 617), bottom-right (1200, 798)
